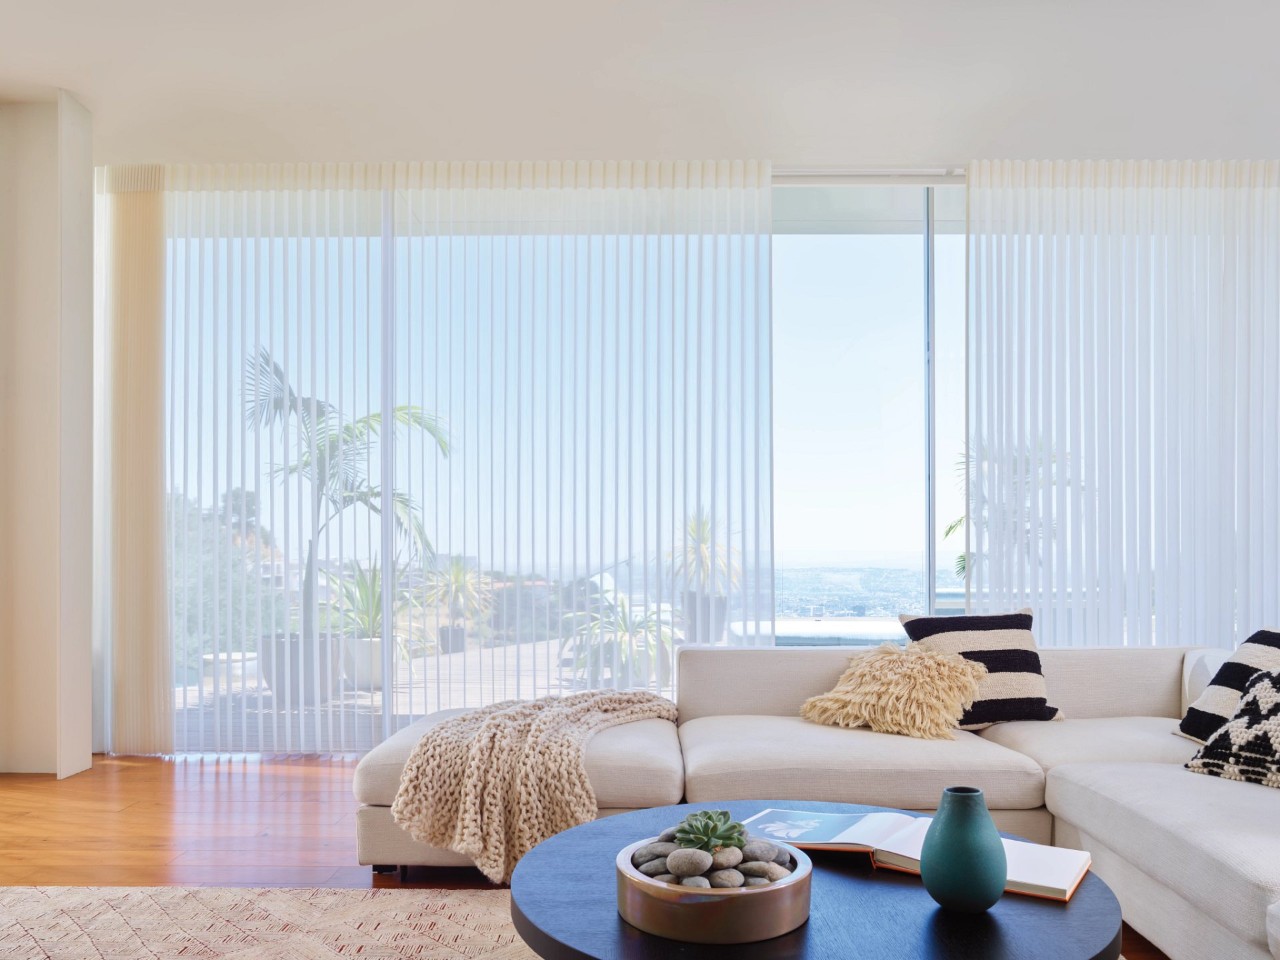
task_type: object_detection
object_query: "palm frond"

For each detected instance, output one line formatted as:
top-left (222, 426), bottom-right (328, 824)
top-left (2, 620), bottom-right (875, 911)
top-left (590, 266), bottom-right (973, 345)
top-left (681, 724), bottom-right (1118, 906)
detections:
top-left (343, 408), bottom-right (450, 457)
top-left (388, 489), bottom-right (432, 559)
top-left (243, 346), bottom-right (335, 433)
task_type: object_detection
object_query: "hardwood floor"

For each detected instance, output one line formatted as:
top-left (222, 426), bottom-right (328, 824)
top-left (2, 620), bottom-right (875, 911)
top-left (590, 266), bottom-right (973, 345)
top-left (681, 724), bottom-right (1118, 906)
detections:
top-left (0, 756), bottom-right (1168, 958)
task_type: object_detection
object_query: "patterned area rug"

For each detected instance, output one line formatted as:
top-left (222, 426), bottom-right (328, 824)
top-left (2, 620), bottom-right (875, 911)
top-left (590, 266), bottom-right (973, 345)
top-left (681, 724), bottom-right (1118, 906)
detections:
top-left (0, 887), bottom-right (539, 959)
top-left (0, 886), bottom-right (1134, 959)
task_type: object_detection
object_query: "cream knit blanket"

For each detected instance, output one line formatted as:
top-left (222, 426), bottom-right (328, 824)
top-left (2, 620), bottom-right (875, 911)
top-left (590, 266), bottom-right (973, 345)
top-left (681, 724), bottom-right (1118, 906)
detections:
top-left (390, 690), bottom-right (678, 883)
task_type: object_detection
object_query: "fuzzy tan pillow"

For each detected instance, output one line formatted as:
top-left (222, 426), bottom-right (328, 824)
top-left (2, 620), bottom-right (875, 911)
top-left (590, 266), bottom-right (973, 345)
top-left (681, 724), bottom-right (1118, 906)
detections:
top-left (801, 642), bottom-right (988, 740)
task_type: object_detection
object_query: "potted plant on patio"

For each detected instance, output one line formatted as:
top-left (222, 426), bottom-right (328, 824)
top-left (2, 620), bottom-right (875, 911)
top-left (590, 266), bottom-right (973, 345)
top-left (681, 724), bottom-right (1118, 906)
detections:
top-left (423, 557), bottom-right (493, 654)
top-left (562, 586), bottom-right (675, 689)
top-left (329, 557), bottom-right (419, 692)
top-left (671, 511), bottom-right (740, 646)
top-left (245, 348), bottom-right (447, 706)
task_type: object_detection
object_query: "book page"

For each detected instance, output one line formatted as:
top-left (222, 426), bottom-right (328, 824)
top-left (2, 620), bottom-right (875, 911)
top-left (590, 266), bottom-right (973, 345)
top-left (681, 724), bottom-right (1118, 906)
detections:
top-left (869, 816), bottom-right (933, 864)
top-left (830, 812), bottom-right (928, 849)
top-left (740, 809), bottom-right (916, 848)
top-left (1001, 839), bottom-right (1091, 897)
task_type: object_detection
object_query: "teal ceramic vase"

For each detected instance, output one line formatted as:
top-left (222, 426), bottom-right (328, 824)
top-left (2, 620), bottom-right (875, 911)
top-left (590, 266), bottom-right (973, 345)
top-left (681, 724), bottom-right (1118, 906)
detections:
top-left (919, 786), bottom-right (1007, 913)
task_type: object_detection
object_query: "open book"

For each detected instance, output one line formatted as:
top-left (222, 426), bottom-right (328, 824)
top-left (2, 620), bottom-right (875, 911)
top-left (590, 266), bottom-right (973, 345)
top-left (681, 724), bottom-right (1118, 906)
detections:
top-left (740, 808), bottom-right (1091, 903)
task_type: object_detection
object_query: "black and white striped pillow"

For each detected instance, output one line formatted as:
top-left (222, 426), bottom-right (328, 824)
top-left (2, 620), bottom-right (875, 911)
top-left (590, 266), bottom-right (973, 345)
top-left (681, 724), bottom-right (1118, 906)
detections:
top-left (1185, 670), bottom-right (1280, 788)
top-left (899, 610), bottom-right (1061, 729)
top-left (1178, 630), bottom-right (1280, 744)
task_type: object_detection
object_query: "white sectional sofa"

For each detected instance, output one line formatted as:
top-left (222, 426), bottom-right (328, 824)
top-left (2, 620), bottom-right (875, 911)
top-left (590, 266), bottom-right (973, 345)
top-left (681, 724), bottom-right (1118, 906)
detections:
top-left (353, 644), bottom-right (1280, 960)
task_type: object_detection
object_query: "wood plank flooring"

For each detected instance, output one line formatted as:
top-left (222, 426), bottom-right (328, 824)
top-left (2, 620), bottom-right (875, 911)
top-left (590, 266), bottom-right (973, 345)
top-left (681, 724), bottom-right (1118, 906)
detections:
top-left (0, 756), bottom-right (1168, 958)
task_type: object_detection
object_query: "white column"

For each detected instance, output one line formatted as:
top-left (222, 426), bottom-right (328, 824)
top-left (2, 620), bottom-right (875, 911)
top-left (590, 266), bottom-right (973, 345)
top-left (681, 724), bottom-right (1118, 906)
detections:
top-left (0, 91), bottom-right (94, 777)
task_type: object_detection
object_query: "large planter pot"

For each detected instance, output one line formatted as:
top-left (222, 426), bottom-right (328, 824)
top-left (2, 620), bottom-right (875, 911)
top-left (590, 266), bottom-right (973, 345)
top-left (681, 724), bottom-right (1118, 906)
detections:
top-left (201, 651), bottom-right (261, 695)
top-left (261, 634), bottom-right (341, 708)
top-left (341, 636), bottom-right (383, 692)
top-left (919, 786), bottom-right (1008, 913)
top-left (682, 591), bottom-right (728, 645)
top-left (438, 625), bottom-right (467, 654)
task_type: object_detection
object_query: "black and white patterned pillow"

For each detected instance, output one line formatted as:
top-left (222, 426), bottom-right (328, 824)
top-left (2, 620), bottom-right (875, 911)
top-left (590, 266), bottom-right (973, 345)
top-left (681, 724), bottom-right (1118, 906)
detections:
top-left (899, 610), bottom-right (1061, 729)
top-left (1179, 630), bottom-right (1280, 743)
top-left (1185, 671), bottom-right (1280, 789)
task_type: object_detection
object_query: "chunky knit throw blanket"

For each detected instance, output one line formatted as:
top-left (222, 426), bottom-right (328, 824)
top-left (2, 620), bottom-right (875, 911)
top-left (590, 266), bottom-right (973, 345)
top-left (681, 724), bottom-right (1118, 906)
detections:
top-left (391, 690), bottom-right (678, 883)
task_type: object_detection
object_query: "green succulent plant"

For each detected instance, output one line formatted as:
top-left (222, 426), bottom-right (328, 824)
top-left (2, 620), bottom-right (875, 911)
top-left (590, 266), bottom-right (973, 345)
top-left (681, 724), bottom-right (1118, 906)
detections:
top-left (674, 810), bottom-right (746, 852)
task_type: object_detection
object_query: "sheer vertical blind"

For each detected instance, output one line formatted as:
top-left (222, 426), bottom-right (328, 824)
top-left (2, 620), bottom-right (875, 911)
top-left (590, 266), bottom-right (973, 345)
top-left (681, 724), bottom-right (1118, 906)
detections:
top-left (968, 159), bottom-right (1280, 648)
top-left (149, 160), bottom-right (772, 753)
top-left (95, 165), bottom-right (173, 756)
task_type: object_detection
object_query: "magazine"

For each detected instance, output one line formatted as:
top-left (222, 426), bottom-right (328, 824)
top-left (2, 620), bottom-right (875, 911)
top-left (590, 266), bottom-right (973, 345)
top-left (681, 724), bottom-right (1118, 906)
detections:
top-left (739, 808), bottom-right (1091, 902)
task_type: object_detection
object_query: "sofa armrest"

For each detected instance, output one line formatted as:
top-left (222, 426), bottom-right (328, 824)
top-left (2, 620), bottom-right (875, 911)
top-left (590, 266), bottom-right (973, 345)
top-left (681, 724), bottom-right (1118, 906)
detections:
top-left (1268, 899), bottom-right (1279, 959)
top-left (1181, 647), bottom-right (1231, 713)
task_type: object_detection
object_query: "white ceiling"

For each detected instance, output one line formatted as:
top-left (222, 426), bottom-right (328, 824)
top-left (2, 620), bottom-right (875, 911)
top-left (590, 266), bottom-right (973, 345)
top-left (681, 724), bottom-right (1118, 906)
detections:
top-left (3, 0), bottom-right (1279, 166)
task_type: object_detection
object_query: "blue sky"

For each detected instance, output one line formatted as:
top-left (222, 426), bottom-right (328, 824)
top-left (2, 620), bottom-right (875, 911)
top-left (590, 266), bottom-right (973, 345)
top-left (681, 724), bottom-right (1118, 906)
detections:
top-left (773, 231), bottom-right (966, 571)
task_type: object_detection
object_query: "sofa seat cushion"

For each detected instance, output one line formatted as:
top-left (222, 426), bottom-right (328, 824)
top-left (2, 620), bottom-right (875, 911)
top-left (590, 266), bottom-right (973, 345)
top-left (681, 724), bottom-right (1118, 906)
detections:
top-left (680, 715), bottom-right (1045, 808)
top-left (980, 716), bottom-right (1199, 772)
top-left (354, 710), bottom-right (684, 808)
top-left (1048, 762), bottom-right (1280, 950)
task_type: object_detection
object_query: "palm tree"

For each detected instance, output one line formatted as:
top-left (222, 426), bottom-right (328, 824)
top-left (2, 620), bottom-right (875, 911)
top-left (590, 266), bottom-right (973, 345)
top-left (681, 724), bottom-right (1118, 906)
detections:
top-left (422, 558), bottom-right (493, 650)
top-left (944, 442), bottom-right (1070, 580)
top-left (245, 347), bottom-right (448, 643)
top-left (563, 592), bottom-right (674, 689)
top-left (670, 511), bottom-right (741, 594)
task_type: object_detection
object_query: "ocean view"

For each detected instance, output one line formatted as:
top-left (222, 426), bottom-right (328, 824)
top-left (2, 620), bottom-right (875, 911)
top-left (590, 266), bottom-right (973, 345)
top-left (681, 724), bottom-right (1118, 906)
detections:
top-left (776, 564), bottom-right (963, 619)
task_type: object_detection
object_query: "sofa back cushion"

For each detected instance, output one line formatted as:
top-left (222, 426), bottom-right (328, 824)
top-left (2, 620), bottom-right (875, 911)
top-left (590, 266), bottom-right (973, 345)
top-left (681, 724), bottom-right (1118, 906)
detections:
top-left (677, 648), bottom-right (856, 723)
top-left (1037, 647), bottom-right (1190, 719)
top-left (677, 645), bottom-right (1195, 724)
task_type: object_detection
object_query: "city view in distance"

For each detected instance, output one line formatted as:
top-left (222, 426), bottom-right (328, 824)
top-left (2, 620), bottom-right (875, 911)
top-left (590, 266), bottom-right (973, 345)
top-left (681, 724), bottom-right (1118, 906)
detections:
top-left (776, 562), bottom-right (964, 621)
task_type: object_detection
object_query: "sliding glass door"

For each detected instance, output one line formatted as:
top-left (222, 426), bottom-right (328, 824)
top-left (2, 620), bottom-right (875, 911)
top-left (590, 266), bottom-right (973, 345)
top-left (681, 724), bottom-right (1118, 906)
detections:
top-left (771, 184), bottom-right (965, 644)
top-left (164, 163), bottom-right (773, 753)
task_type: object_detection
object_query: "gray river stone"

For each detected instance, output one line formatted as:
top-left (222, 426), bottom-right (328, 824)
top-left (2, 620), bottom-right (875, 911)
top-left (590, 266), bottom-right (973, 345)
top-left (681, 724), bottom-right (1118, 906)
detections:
top-left (710, 846), bottom-right (744, 869)
top-left (707, 868), bottom-right (745, 888)
top-left (738, 860), bottom-right (790, 881)
top-left (638, 858), bottom-right (669, 877)
top-left (741, 840), bottom-right (781, 863)
top-left (744, 877), bottom-right (771, 887)
top-left (632, 842), bottom-right (678, 866)
top-left (666, 848), bottom-right (714, 877)
top-left (680, 876), bottom-right (712, 888)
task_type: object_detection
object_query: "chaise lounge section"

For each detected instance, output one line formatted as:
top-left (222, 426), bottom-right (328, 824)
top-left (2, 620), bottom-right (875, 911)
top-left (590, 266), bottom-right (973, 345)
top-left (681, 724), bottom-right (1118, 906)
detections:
top-left (353, 707), bottom-right (684, 869)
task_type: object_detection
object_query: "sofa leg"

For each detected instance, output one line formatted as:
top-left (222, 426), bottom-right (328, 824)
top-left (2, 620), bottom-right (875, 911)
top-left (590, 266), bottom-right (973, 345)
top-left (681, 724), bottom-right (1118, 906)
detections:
top-left (371, 865), bottom-right (396, 875)
top-left (399, 865), bottom-right (410, 883)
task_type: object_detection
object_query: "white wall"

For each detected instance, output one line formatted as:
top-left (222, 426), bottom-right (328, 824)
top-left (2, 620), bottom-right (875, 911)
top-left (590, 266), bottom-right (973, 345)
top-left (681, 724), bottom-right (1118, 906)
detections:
top-left (0, 92), bottom-right (94, 777)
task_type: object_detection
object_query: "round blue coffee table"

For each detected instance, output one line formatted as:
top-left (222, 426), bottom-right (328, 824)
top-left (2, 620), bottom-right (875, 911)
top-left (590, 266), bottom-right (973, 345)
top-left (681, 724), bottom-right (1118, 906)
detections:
top-left (510, 800), bottom-right (1122, 960)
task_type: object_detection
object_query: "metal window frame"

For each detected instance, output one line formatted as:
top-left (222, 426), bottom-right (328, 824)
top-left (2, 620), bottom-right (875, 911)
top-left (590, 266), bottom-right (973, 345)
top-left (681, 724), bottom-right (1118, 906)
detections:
top-left (770, 178), bottom-right (958, 618)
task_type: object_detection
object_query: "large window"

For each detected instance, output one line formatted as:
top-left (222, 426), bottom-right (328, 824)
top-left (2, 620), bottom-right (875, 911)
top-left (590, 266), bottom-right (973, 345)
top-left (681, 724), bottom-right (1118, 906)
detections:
top-left (772, 185), bottom-right (965, 644)
top-left (159, 163), bottom-right (772, 754)
top-left (149, 169), bottom-right (964, 755)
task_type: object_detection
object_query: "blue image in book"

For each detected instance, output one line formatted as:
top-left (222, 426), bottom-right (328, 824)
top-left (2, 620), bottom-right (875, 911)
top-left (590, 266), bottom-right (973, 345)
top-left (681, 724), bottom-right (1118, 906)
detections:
top-left (741, 808), bottom-right (873, 843)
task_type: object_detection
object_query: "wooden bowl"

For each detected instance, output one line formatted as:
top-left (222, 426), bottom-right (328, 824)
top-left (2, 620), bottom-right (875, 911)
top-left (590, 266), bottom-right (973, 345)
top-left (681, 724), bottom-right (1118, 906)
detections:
top-left (615, 837), bottom-right (812, 944)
